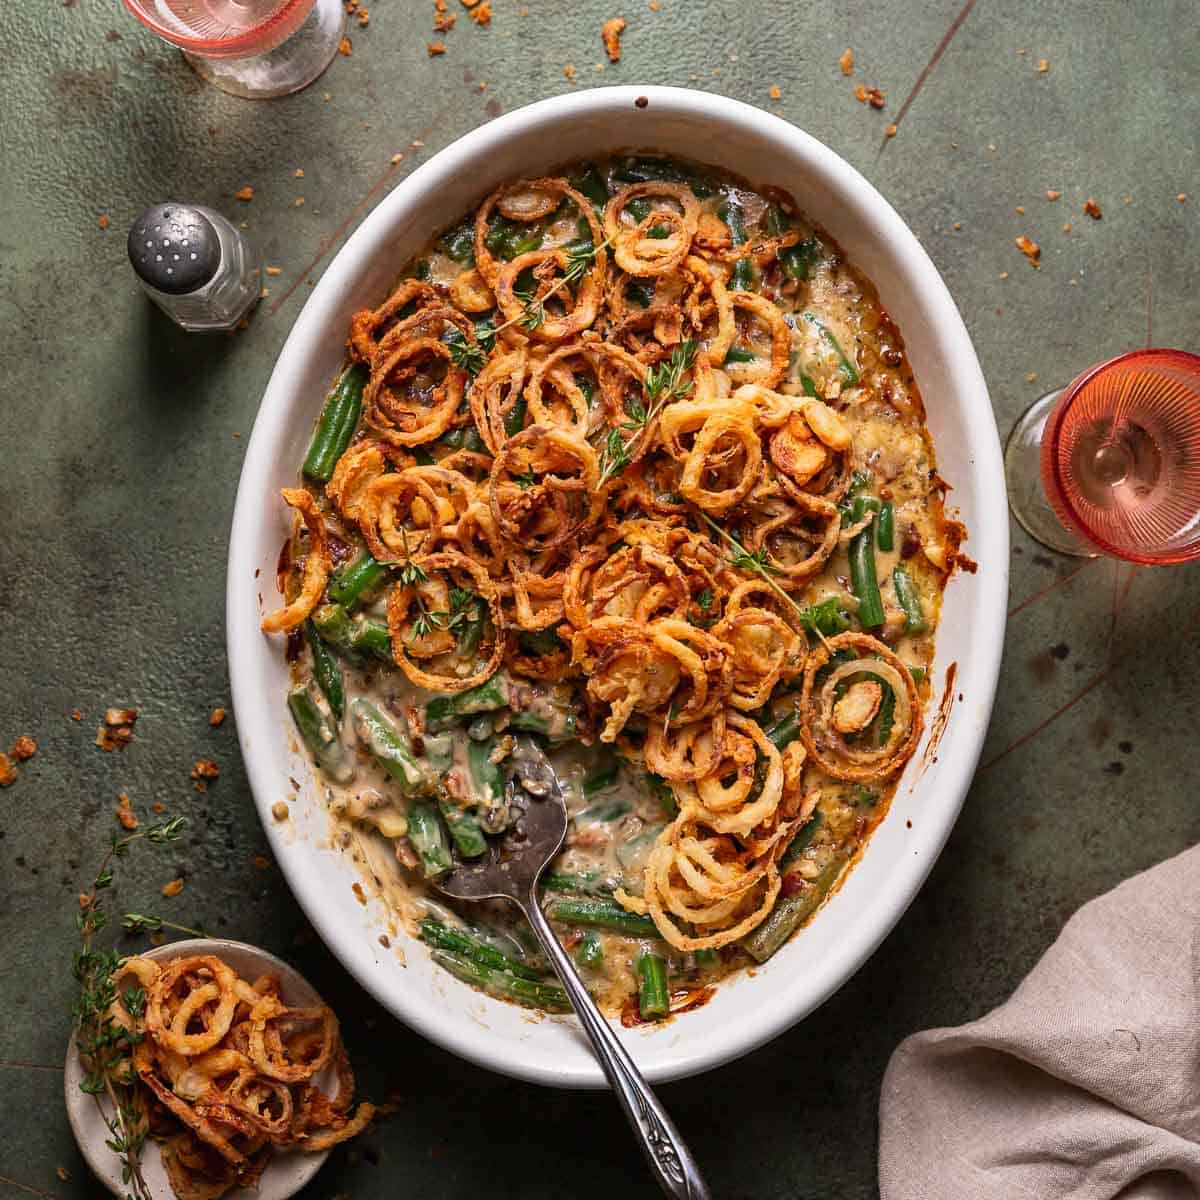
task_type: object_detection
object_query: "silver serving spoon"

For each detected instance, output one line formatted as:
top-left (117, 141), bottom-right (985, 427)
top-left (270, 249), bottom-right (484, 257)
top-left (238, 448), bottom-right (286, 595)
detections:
top-left (431, 737), bottom-right (711, 1200)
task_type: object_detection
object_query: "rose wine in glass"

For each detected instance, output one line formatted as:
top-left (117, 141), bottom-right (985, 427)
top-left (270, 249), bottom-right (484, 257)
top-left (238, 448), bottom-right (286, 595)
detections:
top-left (1005, 348), bottom-right (1200, 562)
top-left (122, 0), bottom-right (346, 99)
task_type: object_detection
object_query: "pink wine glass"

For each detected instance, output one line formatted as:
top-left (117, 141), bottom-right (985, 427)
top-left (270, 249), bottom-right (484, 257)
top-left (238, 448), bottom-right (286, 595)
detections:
top-left (1005, 348), bottom-right (1200, 562)
top-left (122, 0), bottom-right (345, 100)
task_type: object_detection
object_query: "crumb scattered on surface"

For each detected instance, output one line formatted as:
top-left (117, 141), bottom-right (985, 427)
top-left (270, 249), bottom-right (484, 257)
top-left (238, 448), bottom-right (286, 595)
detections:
top-left (602, 16), bottom-right (626, 62)
top-left (412, 139), bottom-right (425, 147)
top-left (854, 84), bottom-right (886, 109)
top-left (294, 168), bottom-right (305, 178)
top-left (98, 214), bottom-right (110, 230)
top-left (71, 709), bottom-right (83, 721)
top-left (338, 35), bottom-right (352, 54)
top-left (428, 40), bottom-right (447, 55)
top-left (294, 197), bottom-right (305, 207)
top-left (648, 0), bottom-right (660, 8)
top-left (1045, 189), bottom-right (1061, 201)
top-left (152, 802), bottom-right (167, 814)
top-left (1015, 235), bottom-right (1041, 267)
top-left (1063, 222), bottom-right (1071, 233)
top-left (391, 153), bottom-right (404, 165)
top-left (210, 707), bottom-right (227, 726)
top-left (1178, 193), bottom-right (1187, 203)
top-left (357, 7), bottom-right (369, 26)
top-left (161, 878), bottom-right (185, 898)
top-left (253, 854), bottom-right (272, 871)
top-left (13, 735), bottom-right (36, 761)
top-left (564, 64), bottom-right (576, 80)
top-left (1037, 58), bottom-right (1049, 73)
top-left (1027, 372), bottom-right (1038, 382)
top-left (839, 47), bottom-right (854, 75)
top-left (1084, 196), bottom-right (1102, 219)
top-left (265, 266), bottom-right (283, 277)
top-left (952, 222), bottom-right (962, 231)
top-left (56, 1168), bottom-right (71, 1183)
top-left (0, 753), bottom-right (15, 787)
top-left (116, 792), bottom-right (138, 831)
top-left (352, 881), bottom-right (368, 905)
top-left (999, 271), bottom-right (1009, 279)
top-left (768, 84), bottom-right (781, 100)
top-left (468, 1), bottom-right (490, 23)
top-left (885, 124), bottom-right (897, 138)
top-left (434, 9), bottom-right (455, 31)
top-left (191, 758), bottom-right (220, 792)
top-left (97, 708), bottom-right (137, 751)
top-left (235, 186), bottom-right (255, 202)
top-left (272, 801), bottom-right (290, 821)
top-left (1014, 205), bottom-right (1025, 214)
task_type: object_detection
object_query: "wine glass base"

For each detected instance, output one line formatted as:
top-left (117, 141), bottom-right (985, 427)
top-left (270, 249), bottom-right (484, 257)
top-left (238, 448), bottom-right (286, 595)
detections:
top-left (184, 0), bottom-right (346, 100)
top-left (1005, 388), bottom-right (1099, 558)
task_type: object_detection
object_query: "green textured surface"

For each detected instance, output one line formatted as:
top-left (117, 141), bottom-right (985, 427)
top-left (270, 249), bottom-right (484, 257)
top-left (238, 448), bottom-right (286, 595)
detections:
top-left (2, 1), bottom-right (1198, 1197)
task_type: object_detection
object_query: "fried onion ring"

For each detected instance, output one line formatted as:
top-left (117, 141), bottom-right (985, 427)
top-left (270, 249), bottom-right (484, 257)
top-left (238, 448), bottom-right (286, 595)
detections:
top-left (261, 489), bottom-right (329, 634)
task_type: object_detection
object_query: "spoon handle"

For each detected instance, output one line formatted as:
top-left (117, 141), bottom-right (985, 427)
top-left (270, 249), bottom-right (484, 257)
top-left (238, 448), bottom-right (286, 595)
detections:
top-left (523, 893), bottom-right (711, 1200)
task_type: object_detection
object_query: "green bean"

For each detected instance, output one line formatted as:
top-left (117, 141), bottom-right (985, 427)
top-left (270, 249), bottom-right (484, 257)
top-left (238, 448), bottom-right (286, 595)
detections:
top-left (579, 799), bottom-right (632, 823)
top-left (876, 502), bottom-right (896, 552)
top-left (351, 699), bottom-right (429, 795)
top-left (568, 165), bottom-right (609, 209)
top-left (546, 898), bottom-right (659, 939)
top-left (302, 364), bottom-right (368, 482)
top-left (909, 665), bottom-right (927, 685)
top-left (304, 621), bottom-right (345, 721)
top-left (765, 711), bottom-right (802, 751)
top-left (719, 198), bottom-right (747, 244)
top-left (541, 872), bottom-right (616, 896)
top-left (419, 918), bottom-right (541, 979)
top-left (437, 793), bottom-right (488, 858)
top-left (353, 620), bottom-right (393, 661)
top-left (800, 373), bottom-right (821, 398)
top-left (425, 674), bottom-right (511, 728)
top-left (507, 708), bottom-right (578, 742)
top-left (742, 852), bottom-right (849, 963)
top-left (728, 257), bottom-right (755, 290)
top-left (779, 236), bottom-right (821, 282)
top-left (626, 197), bottom-right (655, 223)
top-left (611, 157), bottom-right (716, 196)
top-left (407, 803), bottom-right (453, 879)
top-left (780, 810), bottom-right (824, 867)
top-left (798, 596), bottom-right (852, 637)
top-left (437, 219), bottom-right (476, 264)
top-left (430, 949), bottom-right (571, 1012)
top-left (803, 314), bottom-right (859, 385)
top-left (504, 395), bottom-right (528, 438)
top-left (626, 280), bottom-right (656, 308)
top-left (311, 602), bottom-right (356, 653)
top-left (850, 519), bottom-right (885, 629)
top-left (766, 205), bottom-right (792, 236)
top-left (723, 345), bottom-right (757, 364)
top-left (645, 772), bottom-right (677, 818)
top-left (328, 553), bottom-right (389, 611)
top-left (576, 931), bottom-right (605, 971)
top-left (517, 627), bottom-right (565, 657)
top-left (637, 953), bottom-right (670, 1019)
top-left (582, 758), bottom-right (620, 797)
top-left (693, 948), bottom-right (719, 967)
top-left (467, 738), bottom-right (507, 832)
top-left (288, 687), bottom-right (353, 783)
top-left (892, 565), bottom-right (928, 634)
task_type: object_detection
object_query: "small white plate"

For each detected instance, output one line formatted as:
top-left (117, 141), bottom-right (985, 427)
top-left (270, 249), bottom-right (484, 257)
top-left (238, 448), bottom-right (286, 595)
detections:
top-left (65, 938), bottom-right (334, 1199)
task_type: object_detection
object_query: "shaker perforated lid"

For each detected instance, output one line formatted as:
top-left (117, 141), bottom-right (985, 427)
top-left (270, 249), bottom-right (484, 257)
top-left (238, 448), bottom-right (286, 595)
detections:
top-left (127, 204), bottom-right (221, 295)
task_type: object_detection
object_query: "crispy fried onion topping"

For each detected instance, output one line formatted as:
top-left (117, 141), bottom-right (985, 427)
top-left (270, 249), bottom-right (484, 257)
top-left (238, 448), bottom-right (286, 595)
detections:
top-left (261, 489), bottom-right (329, 633)
top-left (799, 632), bottom-right (923, 782)
top-left (121, 951), bottom-right (378, 1197)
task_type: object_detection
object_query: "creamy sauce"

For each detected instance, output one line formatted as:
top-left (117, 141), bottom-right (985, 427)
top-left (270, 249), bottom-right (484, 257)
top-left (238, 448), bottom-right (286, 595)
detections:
top-left (283, 155), bottom-right (957, 1020)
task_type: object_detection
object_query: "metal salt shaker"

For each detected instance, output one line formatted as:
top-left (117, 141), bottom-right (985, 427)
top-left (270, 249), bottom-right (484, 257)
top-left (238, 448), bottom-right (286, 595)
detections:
top-left (127, 203), bottom-right (262, 332)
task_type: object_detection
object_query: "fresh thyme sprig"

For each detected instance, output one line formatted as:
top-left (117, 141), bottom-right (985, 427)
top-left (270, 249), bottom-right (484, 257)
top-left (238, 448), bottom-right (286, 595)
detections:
top-left (410, 583), bottom-right (483, 647)
top-left (597, 338), bottom-right (698, 487)
top-left (396, 529), bottom-right (428, 589)
top-left (491, 234), bottom-right (614, 339)
top-left (445, 330), bottom-right (488, 376)
top-left (695, 510), bottom-right (827, 643)
top-left (121, 912), bottom-right (208, 938)
top-left (73, 814), bottom-right (189, 1200)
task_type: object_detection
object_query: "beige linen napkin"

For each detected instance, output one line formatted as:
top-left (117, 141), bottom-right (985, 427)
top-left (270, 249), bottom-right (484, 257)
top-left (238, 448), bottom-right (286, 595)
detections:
top-left (879, 845), bottom-right (1200, 1200)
